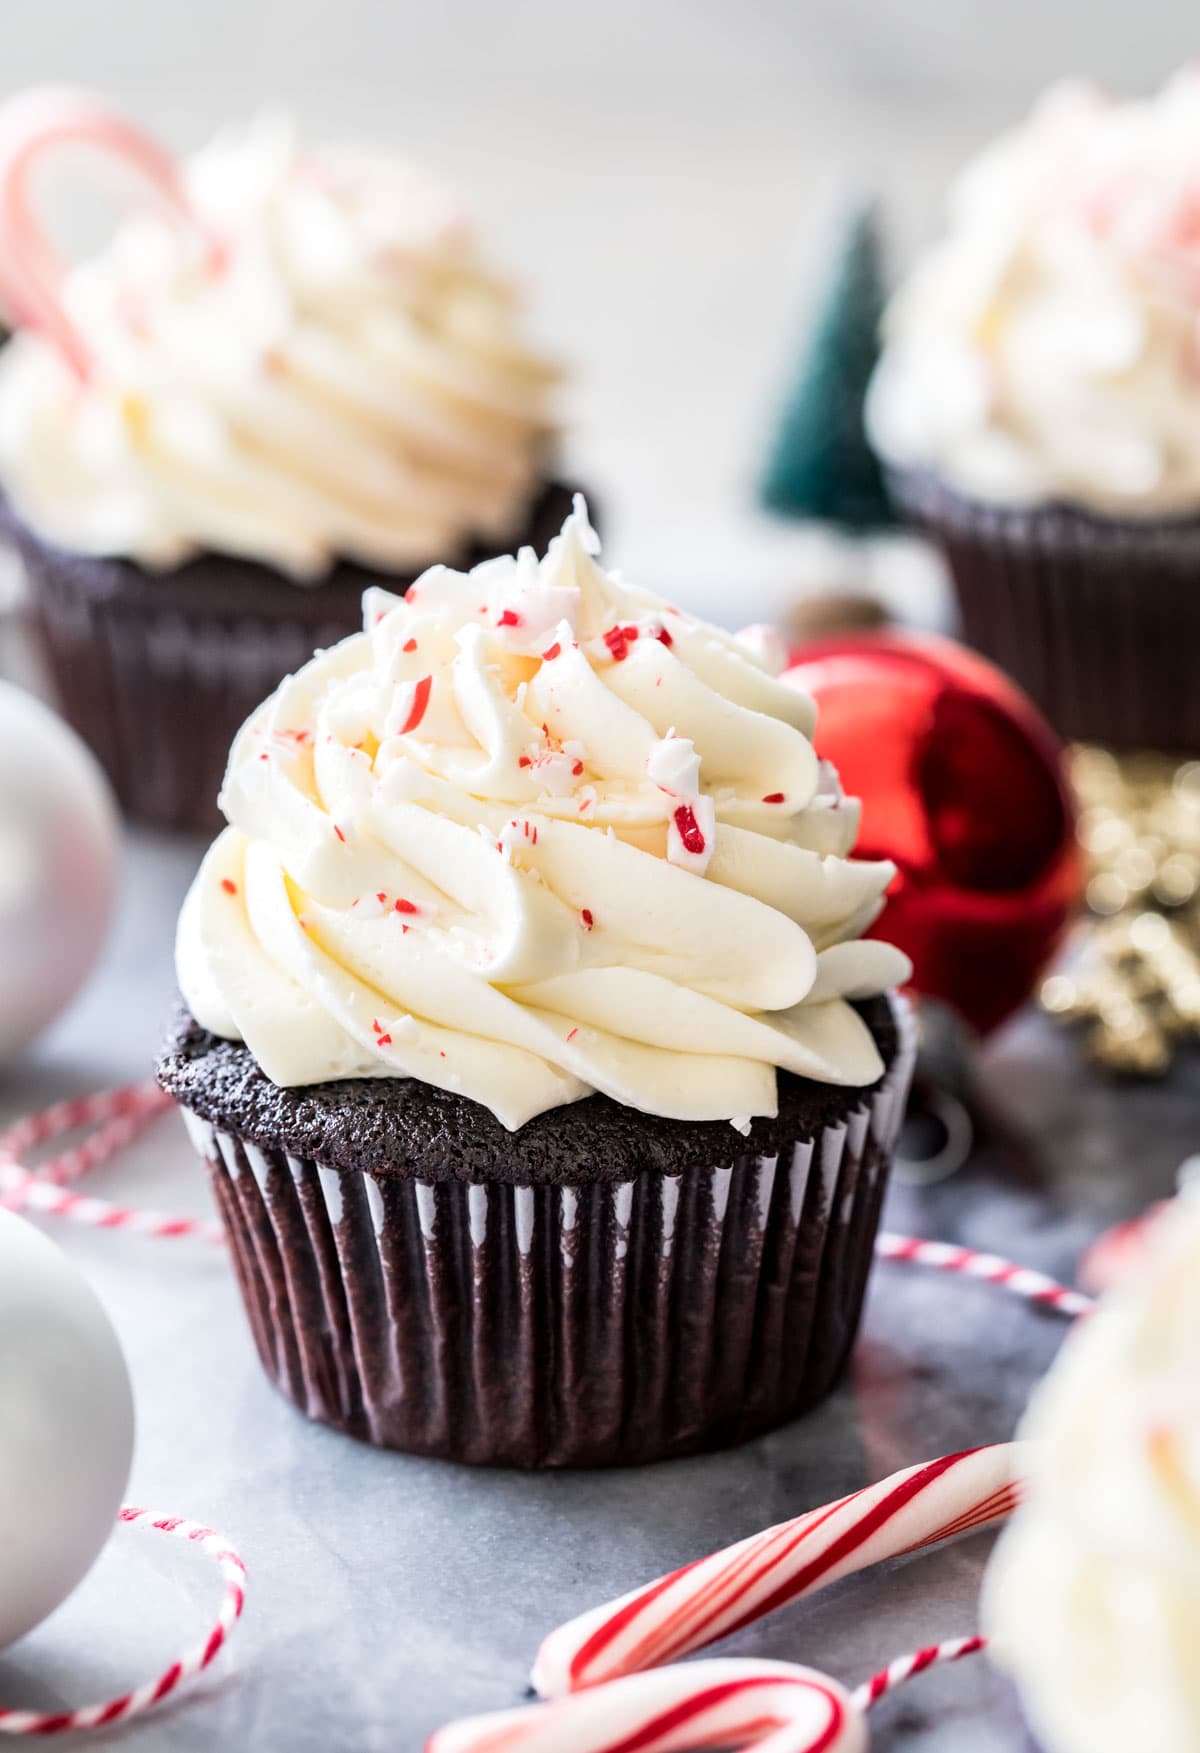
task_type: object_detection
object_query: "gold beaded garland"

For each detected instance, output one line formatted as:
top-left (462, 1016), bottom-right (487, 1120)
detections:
top-left (1040, 747), bottom-right (1200, 1074)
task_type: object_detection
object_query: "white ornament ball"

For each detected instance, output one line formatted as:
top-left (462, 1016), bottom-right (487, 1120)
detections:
top-left (0, 682), bottom-right (119, 1060)
top-left (0, 1209), bottom-right (134, 1647)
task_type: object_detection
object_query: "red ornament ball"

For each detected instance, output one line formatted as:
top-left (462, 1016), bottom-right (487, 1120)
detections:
top-left (784, 631), bottom-right (1081, 1036)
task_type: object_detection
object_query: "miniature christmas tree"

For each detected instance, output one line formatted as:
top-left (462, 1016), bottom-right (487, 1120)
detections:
top-left (759, 198), bottom-right (896, 530)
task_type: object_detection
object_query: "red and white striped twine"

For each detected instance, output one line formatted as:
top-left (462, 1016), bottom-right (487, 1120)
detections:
top-left (0, 1081), bottom-right (223, 1243)
top-left (853, 1632), bottom-right (987, 1712)
top-left (0, 1509), bottom-right (246, 1736)
top-left (875, 1232), bottom-right (1095, 1319)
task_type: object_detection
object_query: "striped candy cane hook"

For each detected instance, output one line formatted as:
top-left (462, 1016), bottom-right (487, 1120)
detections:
top-left (0, 87), bottom-right (222, 379)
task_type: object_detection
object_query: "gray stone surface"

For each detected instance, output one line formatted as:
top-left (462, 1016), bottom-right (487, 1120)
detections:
top-left (0, 821), bottom-right (1191, 1749)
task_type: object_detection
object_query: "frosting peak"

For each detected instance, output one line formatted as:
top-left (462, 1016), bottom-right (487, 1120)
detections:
top-left (868, 72), bottom-right (1200, 514)
top-left (177, 500), bottom-right (909, 1129)
top-left (0, 105), bottom-right (558, 577)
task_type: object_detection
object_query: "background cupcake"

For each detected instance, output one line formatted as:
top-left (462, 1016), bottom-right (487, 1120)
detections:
top-left (0, 89), bottom-right (568, 831)
top-left (984, 1187), bottom-right (1200, 1752)
top-left (867, 73), bottom-right (1200, 753)
top-left (157, 498), bottom-right (914, 1468)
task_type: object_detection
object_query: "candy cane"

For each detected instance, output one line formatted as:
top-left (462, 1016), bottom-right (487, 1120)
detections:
top-left (0, 86), bottom-right (220, 379)
top-left (532, 1444), bottom-right (1021, 1699)
top-left (874, 1233), bottom-right (1094, 1319)
top-left (0, 1081), bottom-right (223, 1243)
top-left (0, 1508), bottom-right (245, 1735)
top-left (428, 1659), bottom-right (867, 1753)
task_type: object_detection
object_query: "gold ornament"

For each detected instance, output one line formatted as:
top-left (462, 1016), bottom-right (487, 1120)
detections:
top-left (1040, 747), bottom-right (1200, 1074)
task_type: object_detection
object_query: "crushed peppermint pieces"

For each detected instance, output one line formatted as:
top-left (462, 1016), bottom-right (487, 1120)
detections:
top-left (762, 792), bottom-right (785, 804)
top-left (566, 1027), bottom-right (579, 1042)
top-left (673, 804), bottom-right (707, 856)
top-left (220, 878), bottom-right (238, 896)
top-left (402, 637), bottom-right (418, 653)
top-left (386, 674), bottom-right (433, 738)
top-left (541, 641), bottom-right (562, 662)
top-left (580, 908), bottom-right (594, 931)
top-left (602, 623), bottom-right (640, 662)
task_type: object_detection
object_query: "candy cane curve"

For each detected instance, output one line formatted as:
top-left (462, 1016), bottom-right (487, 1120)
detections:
top-left (0, 1507), bottom-right (245, 1736)
top-left (430, 1636), bottom-right (996, 1753)
top-left (428, 1659), bottom-right (868, 1753)
top-left (532, 1444), bottom-right (1023, 1698)
top-left (0, 86), bottom-right (222, 378)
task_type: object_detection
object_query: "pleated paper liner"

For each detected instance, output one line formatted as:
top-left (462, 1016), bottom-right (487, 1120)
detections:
top-left (889, 469), bottom-right (1200, 754)
top-left (179, 996), bottom-right (916, 1469)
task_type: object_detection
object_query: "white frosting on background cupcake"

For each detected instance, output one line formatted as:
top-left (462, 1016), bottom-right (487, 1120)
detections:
top-left (868, 73), bottom-right (1200, 515)
top-left (984, 1190), bottom-right (1200, 1753)
top-left (0, 114), bottom-right (558, 578)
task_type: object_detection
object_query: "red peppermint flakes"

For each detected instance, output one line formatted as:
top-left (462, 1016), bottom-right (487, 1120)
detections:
top-left (496, 608), bottom-right (522, 628)
top-left (394, 898), bottom-right (420, 916)
top-left (372, 1020), bottom-right (393, 1046)
top-left (399, 675), bottom-right (433, 735)
top-left (566, 1027), bottom-right (579, 1042)
top-left (220, 878), bottom-right (238, 896)
top-left (402, 637), bottom-right (418, 653)
top-left (376, 1033), bottom-right (393, 1046)
top-left (541, 641), bottom-right (562, 663)
top-left (518, 755), bottom-right (532, 768)
top-left (762, 792), bottom-right (785, 805)
top-left (655, 625), bottom-right (674, 647)
top-left (673, 805), bottom-right (707, 856)
top-left (580, 908), bottom-right (595, 931)
top-left (572, 760), bottom-right (584, 777)
top-left (602, 623), bottom-right (640, 662)
top-left (333, 824), bottom-right (346, 843)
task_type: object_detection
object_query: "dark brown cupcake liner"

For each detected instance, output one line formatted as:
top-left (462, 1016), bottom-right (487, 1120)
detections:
top-left (4, 478), bottom-right (579, 834)
top-left (177, 997), bottom-right (915, 1468)
top-left (889, 469), bottom-right (1200, 753)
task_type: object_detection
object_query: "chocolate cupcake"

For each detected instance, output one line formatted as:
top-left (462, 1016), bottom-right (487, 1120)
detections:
top-left (157, 499), bottom-right (915, 1466)
top-left (0, 92), bottom-right (567, 830)
top-left (867, 74), bottom-right (1200, 753)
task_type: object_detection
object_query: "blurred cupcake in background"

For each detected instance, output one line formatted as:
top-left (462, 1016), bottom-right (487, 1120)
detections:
top-left (0, 89), bottom-right (568, 830)
top-left (984, 1186), bottom-right (1200, 1751)
top-left (867, 72), bottom-right (1200, 753)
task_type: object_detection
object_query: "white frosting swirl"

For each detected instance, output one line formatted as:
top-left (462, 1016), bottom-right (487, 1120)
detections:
top-left (868, 73), bottom-right (1200, 514)
top-left (984, 1193), bottom-right (1200, 1753)
top-left (176, 499), bottom-right (909, 1130)
top-left (0, 115), bottom-right (557, 576)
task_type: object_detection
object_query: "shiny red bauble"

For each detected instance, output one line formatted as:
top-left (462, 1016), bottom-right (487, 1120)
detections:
top-left (784, 631), bottom-right (1081, 1036)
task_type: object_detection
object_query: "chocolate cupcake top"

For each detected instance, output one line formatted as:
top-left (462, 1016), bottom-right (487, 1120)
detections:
top-left (0, 91), bottom-right (558, 578)
top-left (983, 1190), bottom-right (1200, 1753)
top-left (176, 499), bottom-right (910, 1130)
top-left (868, 73), bottom-right (1200, 516)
